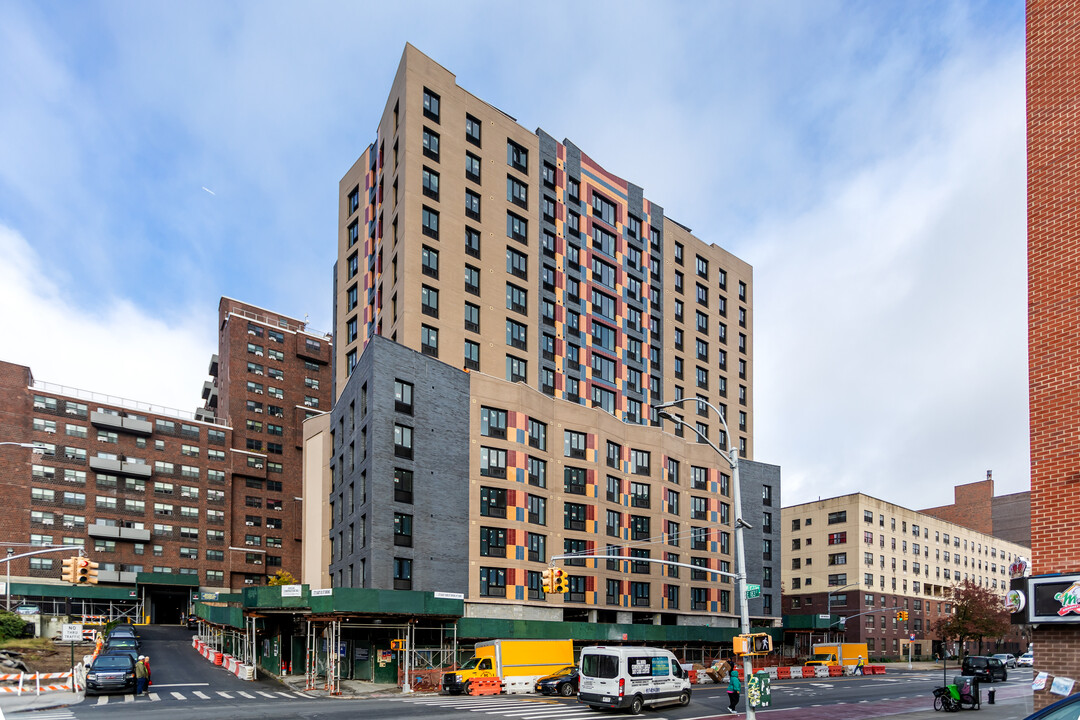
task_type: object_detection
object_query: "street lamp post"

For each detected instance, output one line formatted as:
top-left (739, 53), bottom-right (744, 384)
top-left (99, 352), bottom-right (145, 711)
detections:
top-left (653, 398), bottom-right (756, 720)
top-left (1, 443), bottom-right (45, 610)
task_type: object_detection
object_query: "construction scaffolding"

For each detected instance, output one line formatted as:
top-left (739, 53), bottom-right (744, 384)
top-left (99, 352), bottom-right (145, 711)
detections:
top-left (304, 619), bottom-right (341, 694)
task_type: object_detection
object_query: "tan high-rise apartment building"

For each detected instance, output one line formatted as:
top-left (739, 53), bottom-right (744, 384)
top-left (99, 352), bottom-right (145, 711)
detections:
top-left (321, 45), bottom-right (776, 634)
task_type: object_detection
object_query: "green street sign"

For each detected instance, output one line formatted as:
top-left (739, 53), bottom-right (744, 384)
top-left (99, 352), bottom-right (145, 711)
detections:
top-left (746, 584), bottom-right (761, 599)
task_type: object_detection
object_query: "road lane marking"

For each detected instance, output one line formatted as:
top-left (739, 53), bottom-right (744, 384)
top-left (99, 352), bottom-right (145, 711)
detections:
top-left (123, 694), bottom-right (134, 702)
top-left (171, 691), bottom-right (186, 700)
top-left (256, 690), bottom-right (277, 698)
top-left (217, 691), bottom-right (234, 698)
top-left (193, 690), bottom-right (210, 699)
top-left (237, 691), bottom-right (256, 698)
top-left (96, 696), bottom-right (109, 705)
top-left (152, 683), bottom-right (211, 688)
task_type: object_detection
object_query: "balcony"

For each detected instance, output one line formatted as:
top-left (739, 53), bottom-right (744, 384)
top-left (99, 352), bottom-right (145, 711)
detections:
top-left (89, 456), bottom-right (152, 479)
top-left (88, 524), bottom-right (151, 542)
top-left (90, 411), bottom-right (152, 436)
top-left (208, 354), bottom-right (219, 377)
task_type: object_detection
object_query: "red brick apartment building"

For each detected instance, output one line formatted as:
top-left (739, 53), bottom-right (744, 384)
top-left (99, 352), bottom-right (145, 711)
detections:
top-left (0, 298), bottom-right (329, 622)
top-left (1027, 0), bottom-right (1080, 708)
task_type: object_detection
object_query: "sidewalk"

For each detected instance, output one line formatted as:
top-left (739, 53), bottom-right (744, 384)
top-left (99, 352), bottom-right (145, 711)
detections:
top-left (751, 685), bottom-right (1033, 720)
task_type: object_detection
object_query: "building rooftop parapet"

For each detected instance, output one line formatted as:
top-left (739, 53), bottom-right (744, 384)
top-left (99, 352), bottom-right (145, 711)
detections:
top-left (30, 379), bottom-right (230, 428)
top-left (223, 305), bottom-right (331, 340)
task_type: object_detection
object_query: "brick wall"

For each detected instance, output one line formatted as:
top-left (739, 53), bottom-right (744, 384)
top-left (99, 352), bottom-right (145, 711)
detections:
top-left (921, 480), bottom-right (994, 535)
top-left (1028, 0), bottom-right (1080, 708)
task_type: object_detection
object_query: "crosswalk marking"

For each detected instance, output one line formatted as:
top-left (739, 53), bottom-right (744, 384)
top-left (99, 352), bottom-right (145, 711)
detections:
top-left (217, 691), bottom-right (234, 698)
top-left (256, 690), bottom-right (277, 698)
top-left (123, 694), bottom-right (134, 702)
top-left (96, 695), bottom-right (109, 705)
top-left (237, 691), bottom-right (256, 698)
top-left (148, 692), bottom-right (161, 701)
top-left (193, 690), bottom-right (210, 699)
top-left (171, 691), bottom-right (186, 700)
top-left (396, 696), bottom-right (669, 720)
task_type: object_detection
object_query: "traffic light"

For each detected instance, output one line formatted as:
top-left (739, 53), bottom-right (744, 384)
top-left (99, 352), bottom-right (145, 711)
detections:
top-left (751, 634), bottom-right (772, 653)
top-left (733, 633), bottom-right (772, 655)
top-left (541, 568), bottom-right (555, 593)
top-left (74, 557), bottom-right (99, 584)
top-left (733, 635), bottom-right (750, 655)
top-left (60, 556), bottom-right (78, 584)
top-left (390, 639), bottom-right (405, 651)
top-left (900, 611), bottom-right (908, 622)
top-left (552, 567), bottom-right (569, 594)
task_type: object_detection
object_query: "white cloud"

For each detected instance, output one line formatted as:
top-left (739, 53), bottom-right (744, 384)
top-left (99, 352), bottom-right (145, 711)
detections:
top-left (752, 41), bottom-right (1028, 507)
top-left (0, 225), bottom-right (215, 415)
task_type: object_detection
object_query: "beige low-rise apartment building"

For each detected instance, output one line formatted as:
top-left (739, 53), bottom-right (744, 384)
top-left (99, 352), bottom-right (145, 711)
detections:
top-left (782, 493), bottom-right (1029, 659)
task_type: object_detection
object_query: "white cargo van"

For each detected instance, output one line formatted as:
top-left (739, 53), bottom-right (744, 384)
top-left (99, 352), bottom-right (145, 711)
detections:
top-left (576, 646), bottom-right (692, 714)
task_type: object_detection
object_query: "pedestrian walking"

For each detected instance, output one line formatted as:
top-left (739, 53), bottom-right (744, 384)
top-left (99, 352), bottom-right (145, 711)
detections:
top-left (135, 655), bottom-right (148, 695)
top-left (726, 666), bottom-right (741, 714)
top-left (855, 655), bottom-right (865, 676)
top-left (143, 655), bottom-right (151, 686)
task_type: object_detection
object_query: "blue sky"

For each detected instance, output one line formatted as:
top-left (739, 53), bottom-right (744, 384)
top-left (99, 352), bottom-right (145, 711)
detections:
top-left (0, 1), bottom-right (1027, 509)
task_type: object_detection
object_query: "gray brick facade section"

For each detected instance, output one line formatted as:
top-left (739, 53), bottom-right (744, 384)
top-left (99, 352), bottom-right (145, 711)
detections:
top-left (328, 335), bottom-right (471, 594)
top-left (737, 458), bottom-right (782, 620)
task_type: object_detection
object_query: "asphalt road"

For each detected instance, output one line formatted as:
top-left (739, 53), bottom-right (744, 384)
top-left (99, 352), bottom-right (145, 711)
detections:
top-left (3, 638), bottom-right (1035, 720)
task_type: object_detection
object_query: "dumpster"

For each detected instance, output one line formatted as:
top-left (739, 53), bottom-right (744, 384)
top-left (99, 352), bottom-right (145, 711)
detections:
top-left (748, 670), bottom-right (772, 709)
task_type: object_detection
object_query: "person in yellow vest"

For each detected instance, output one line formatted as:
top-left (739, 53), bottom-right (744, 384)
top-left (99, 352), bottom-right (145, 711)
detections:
top-left (855, 655), bottom-right (865, 675)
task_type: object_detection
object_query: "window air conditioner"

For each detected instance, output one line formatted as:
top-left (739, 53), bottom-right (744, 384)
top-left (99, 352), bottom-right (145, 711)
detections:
top-left (244, 579), bottom-right (254, 584)
top-left (255, 389), bottom-right (263, 394)
top-left (255, 351), bottom-right (263, 357)
top-left (98, 437), bottom-right (110, 442)
top-left (43, 427), bottom-right (56, 434)
top-left (248, 330), bottom-right (256, 335)
top-left (245, 521), bottom-right (254, 526)
top-left (245, 540), bottom-right (254, 545)
top-left (66, 408), bottom-right (78, 415)
top-left (253, 560), bottom-right (262, 565)
top-left (254, 408), bottom-right (263, 413)
top-left (255, 370), bottom-right (263, 375)
top-left (42, 518), bottom-right (54, 525)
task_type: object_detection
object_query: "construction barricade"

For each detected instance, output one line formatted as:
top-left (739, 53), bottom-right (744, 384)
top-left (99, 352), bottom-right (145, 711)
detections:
top-left (0, 669), bottom-right (80, 695)
top-left (503, 677), bottom-right (534, 695)
top-left (467, 677), bottom-right (502, 696)
top-left (828, 665), bottom-right (843, 677)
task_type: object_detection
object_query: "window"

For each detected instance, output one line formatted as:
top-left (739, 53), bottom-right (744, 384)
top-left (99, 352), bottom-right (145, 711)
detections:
top-left (464, 226), bottom-right (481, 258)
top-left (480, 567), bottom-right (506, 597)
top-left (506, 355), bottom-right (527, 383)
top-left (394, 424), bottom-right (413, 459)
top-left (422, 127), bottom-right (439, 161)
top-left (564, 430), bottom-right (587, 459)
top-left (422, 206), bottom-right (439, 239)
top-left (480, 447), bottom-right (507, 478)
top-left (421, 325), bottom-right (439, 357)
top-left (465, 153), bottom-right (481, 183)
top-left (463, 302), bottom-right (480, 334)
top-left (507, 176), bottom-right (528, 208)
top-left (465, 189), bottom-right (481, 220)
top-left (828, 511), bottom-right (847, 524)
top-left (464, 340), bottom-right (480, 371)
top-left (422, 245), bottom-right (439, 278)
top-left (481, 487), bottom-right (507, 518)
top-left (564, 502), bottom-right (587, 531)
top-left (422, 166), bottom-right (439, 200)
top-left (529, 419), bottom-right (547, 450)
top-left (465, 114), bottom-right (481, 146)
top-left (480, 527), bottom-right (507, 557)
top-left (528, 494), bottom-right (546, 525)
top-left (630, 482), bottom-right (650, 508)
top-left (393, 513), bottom-right (412, 546)
top-left (507, 139), bottom-right (528, 173)
top-left (506, 212), bottom-right (528, 243)
top-left (564, 467), bottom-right (587, 495)
top-left (828, 532), bottom-right (847, 545)
top-left (465, 265), bottom-right (480, 295)
top-left (422, 87), bottom-right (440, 121)
top-left (394, 557), bottom-right (412, 590)
top-left (506, 246), bottom-right (528, 280)
top-left (592, 192), bottom-right (616, 226)
top-left (528, 456), bottom-right (546, 487)
top-left (506, 319), bottom-right (528, 350)
top-left (630, 450), bottom-right (650, 476)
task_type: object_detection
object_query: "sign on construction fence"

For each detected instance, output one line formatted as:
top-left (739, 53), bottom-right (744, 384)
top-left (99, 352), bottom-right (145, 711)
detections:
top-left (61, 624), bottom-right (83, 642)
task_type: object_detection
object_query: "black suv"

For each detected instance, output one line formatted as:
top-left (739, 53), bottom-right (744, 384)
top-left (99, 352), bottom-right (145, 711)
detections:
top-left (85, 654), bottom-right (136, 696)
top-left (961, 655), bottom-right (1008, 682)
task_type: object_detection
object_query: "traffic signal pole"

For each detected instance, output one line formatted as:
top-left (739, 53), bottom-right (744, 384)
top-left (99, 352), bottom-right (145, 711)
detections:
top-left (2, 546), bottom-right (88, 611)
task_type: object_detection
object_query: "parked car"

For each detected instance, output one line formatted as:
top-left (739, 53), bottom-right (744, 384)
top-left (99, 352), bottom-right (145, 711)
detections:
top-left (104, 637), bottom-right (140, 658)
top-left (1021, 690), bottom-right (1080, 719)
top-left (99, 647), bottom-right (138, 664)
top-left (85, 654), bottom-right (136, 696)
top-left (1018, 652), bottom-right (1034, 667)
top-left (535, 666), bottom-right (579, 696)
top-left (107, 626), bottom-right (139, 646)
top-left (187, 614), bottom-right (198, 629)
top-left (961, 655), bottom-right (1008, 682)
top-left (993, 653), bottom-right (1017, 668)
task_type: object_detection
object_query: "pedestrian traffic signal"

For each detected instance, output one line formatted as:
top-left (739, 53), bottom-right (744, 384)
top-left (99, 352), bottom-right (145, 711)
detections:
top-left (734, 633), bottom-right (772, 655)
top-left (74, 557), bottom-right (99, 584)
top-left (751, 634), bottom-right (772, 653)
top-left (541, 568), bottom-right (555, 593)
top-left (552, 567), bottom-right (568, 594)
top-left (390, 639), bottom-right (405, 651)
top-left (60, 556), bottom-right (78, 584)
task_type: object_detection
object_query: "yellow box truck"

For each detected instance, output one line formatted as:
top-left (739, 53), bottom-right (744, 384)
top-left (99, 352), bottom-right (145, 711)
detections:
top-left (442, 639), bottom-right (573, 695)
top-left (805, 643), bottom-right (869, 667)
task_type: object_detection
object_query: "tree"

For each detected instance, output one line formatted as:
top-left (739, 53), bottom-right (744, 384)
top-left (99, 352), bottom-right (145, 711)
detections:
top-left (931, 580), bottom-right (1012, 656)
top-left (0, 611), bottom-right (27, 641)
top-left (267, 570), bottom-right (298, 586)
